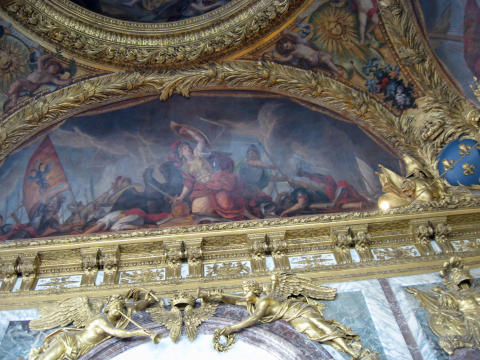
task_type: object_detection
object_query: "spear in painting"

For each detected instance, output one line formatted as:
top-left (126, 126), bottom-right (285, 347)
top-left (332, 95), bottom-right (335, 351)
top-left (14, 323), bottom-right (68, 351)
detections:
top-left (256, 140), bottom-right (294, 186)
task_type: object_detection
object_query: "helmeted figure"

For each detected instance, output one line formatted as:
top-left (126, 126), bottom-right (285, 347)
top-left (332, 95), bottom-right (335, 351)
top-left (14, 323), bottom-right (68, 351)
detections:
top-left (408, 257), bottom-right (480, 355)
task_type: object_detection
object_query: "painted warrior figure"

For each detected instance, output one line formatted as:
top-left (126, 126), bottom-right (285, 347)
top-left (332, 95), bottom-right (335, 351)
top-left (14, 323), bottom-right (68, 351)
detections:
top-left (170, 121), bottom-right (255, 220)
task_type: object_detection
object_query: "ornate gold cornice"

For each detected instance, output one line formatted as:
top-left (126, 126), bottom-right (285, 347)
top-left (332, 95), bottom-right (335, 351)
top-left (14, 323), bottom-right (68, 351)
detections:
top-left (0, 194), bottom-right (478, 251)
top-left (0, 0), bottom-right (302, 70)
top-left (1, 201), bottom-right (480, 310)
top-left (0, 61), bottom-right (404, 165)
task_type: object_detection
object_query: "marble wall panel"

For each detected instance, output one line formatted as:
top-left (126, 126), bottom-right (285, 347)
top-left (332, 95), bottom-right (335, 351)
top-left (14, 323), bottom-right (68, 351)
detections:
top-left (35, 275), bottom-right (82, 291)
top-left (328, 279), bottom-right (411, 360)
top-left (0, 309), bottom-right (41, 360)
top-left (204, 261), bottom-right (251, 278)
top-left (1, 268), bottom-right (479, 359)
top-left (288, 253), bottom-right (337, 269)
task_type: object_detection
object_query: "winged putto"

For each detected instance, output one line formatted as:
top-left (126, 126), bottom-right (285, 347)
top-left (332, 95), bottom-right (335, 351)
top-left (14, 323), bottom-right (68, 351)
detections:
top-left (27, 289), bottom-right (161, 360)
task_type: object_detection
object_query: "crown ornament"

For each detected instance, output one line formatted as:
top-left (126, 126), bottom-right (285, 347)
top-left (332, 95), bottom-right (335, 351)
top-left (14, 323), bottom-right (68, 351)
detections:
top-left (440, 257), bottom-right (474, 290)
top-left (170, 291), bottom-right (196, 308)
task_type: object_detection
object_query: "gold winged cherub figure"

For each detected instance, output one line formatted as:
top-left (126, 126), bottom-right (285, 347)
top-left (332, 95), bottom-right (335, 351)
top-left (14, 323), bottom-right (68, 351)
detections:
top-left (202, 273), bottom-right (379, 360)
top-left (407, 257), bottom-right (480, 355)
top-left (147, 290), bottom-right (218, 342)
top-left (27, 289), bottom-right (161, 360)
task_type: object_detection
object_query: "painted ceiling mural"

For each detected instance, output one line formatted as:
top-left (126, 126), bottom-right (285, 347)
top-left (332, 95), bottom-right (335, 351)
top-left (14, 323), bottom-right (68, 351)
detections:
top-left (2, 2), bottom-right (480, 360)
top-left (0, 94), bottom-right (399, 240)
top-left (71, 0), bottom-right (231, 22)
top-left (0, 20), bottom-right (89, 115)
top-left (251, 0), bottom-right (417, 112)
top-left (0, 0), bottom-right (477, 243)
top-left (415, 0), bottom-right (480, 101)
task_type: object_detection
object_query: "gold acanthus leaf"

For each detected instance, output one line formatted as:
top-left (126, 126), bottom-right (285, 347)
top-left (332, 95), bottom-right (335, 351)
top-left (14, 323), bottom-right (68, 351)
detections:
top-left (1, 0), bottom-right (294, 70)
top-left (0, 61), bottom-right (410, 166)
top-left (379, 0), bottom-right (480, 176)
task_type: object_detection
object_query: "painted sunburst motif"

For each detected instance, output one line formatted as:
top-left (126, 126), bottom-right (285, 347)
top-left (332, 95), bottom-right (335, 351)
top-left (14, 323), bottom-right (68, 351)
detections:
top-left (310, 6), bottom-right (365, 60)
top-left (0, 34), bottom-right (30, 92)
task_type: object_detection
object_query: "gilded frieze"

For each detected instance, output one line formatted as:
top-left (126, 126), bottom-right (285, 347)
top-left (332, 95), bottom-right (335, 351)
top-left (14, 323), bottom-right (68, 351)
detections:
top-left (0, 0), bottom-right (301, 70)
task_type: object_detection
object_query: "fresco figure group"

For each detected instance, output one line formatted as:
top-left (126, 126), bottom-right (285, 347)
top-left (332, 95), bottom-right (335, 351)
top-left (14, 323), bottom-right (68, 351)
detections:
top-left (0, 119), bottom-right (373, 241)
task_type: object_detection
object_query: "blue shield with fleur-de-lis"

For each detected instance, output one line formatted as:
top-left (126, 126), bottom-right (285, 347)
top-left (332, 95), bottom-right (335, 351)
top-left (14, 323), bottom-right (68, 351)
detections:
top-left (437, 138), bottom-right (480, 187)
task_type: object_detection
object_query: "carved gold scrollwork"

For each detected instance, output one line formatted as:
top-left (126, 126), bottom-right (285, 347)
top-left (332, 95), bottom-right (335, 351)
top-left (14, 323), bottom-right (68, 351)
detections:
top-left (80, 248), bottom-right (99, 286)
top-left (0, 256), bottom-right (18, 292)
top-left (434, 222), bottom-right (453, 254)
top-left (17, 253), bottom-right (39, 291)
top-left (354, 231), bottom-right (374, 262)
top-left (247, 233), bottom-right (268, 272)
top-left (0, 0), bottom-right (297, 70)
top-left (379, 0), bottom-right (480, 177)
top-left (164, 240), bottom-right (184, 279)
top-left (99, 246), bottom-right (120, 285)
top-left (185, 238), bottom-right (203, 278)
top-left (268, 232), bottom-right (290, 271)
top-left (332, 226), bottom-right (373, 264)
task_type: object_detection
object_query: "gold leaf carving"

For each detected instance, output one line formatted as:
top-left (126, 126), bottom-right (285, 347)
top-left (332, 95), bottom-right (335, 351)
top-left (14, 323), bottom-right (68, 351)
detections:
top-left (379, 0), bottom-right (480, 177)
top-left (0, 61), bottom-right (404, 168)
top-left (1, 0), bottom-right (296, 70)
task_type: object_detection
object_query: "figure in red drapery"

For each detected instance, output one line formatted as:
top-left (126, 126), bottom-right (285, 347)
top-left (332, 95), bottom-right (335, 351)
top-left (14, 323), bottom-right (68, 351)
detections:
top-left (297, 169), bottom-right (370, 208)
top-left (170, 121), bottom-right (254, 220)
top-left (279, 169), bottom-right (371, 217)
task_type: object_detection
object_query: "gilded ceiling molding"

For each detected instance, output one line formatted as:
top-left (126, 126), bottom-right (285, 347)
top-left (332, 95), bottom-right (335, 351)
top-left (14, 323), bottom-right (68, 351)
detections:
top-left (378, 0), bottom-right (480, 177)
top-left (0, 61), bottom-right (408, 164)
top-left (0, 0), bottom-right (301, 70)
top-left (0, 191), bottom-right (477, 250)
top-left (0, 57), bottom-right (478, 193)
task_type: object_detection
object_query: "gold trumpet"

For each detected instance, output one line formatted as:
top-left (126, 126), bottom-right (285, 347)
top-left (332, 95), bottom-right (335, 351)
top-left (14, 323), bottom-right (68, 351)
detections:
top-left (117, 310), bottom-right (162, 344)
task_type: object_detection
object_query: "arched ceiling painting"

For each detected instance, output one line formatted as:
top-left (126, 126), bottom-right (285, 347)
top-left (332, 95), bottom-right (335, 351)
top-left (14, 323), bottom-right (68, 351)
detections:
top-left (0, 0), bottom-right (478, 242)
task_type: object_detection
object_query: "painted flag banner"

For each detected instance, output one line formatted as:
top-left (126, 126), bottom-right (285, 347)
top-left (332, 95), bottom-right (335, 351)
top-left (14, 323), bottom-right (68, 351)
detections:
top-left (22, 137), bottom-right (69, 220)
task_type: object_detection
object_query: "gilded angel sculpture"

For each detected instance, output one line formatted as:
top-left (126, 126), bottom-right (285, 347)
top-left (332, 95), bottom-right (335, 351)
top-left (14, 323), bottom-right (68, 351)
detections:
top-left (147, 290), bottom-right (218, 342)
top-left (203, 273), bottom-right (379, 360)
top-left (28, 289), bottom-right (161, 360)
top-left (407, 257), bottom-right (480, 355)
